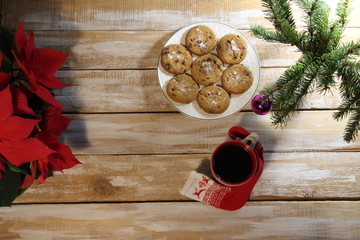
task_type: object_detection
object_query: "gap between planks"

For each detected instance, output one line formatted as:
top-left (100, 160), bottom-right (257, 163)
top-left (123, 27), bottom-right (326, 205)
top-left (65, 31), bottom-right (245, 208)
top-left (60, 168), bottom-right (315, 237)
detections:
top-left (14, 152), bottom-right (360, 203)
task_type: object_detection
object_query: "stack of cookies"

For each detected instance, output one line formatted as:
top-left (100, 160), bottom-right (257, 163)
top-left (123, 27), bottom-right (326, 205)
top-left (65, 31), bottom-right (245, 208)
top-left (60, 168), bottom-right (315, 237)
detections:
top-left (160, 25), bottom-right (253, 114)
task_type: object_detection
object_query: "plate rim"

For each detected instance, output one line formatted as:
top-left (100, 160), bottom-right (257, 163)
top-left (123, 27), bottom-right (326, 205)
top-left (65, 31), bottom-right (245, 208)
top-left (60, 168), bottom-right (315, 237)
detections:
top-left (157, 21), bottom-right (261, 120)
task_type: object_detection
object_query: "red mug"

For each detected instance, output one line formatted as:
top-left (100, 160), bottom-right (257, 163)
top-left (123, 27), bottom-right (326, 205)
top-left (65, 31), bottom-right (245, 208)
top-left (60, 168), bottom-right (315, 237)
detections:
top-left (210, 132), bottom-right (258, 187)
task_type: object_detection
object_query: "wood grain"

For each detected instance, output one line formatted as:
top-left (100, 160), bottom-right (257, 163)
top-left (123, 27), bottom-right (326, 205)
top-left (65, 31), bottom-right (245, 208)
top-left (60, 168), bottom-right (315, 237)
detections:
top-left (55, 68), bottom-right (344, 113)
top-left (61, 111), bottom-right (358, 155)
top-left (27, 28), bottom-right (359, 70)
top-left (1, 201), bottom-right (360, 240)
top-left (14, 152), bottom-right (360, 203)
top-left (30, 30), bottom-right (302, 69)
top-left (2, 0), bottom-right (359, 30)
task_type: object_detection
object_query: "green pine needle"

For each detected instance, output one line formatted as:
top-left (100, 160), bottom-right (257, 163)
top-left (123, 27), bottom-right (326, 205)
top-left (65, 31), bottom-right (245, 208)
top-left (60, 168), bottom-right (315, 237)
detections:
top-left (251, 0), bottom-right (359, 142)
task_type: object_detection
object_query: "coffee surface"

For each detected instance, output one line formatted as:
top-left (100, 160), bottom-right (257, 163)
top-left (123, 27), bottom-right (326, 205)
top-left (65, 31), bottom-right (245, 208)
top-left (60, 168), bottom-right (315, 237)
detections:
top-left (213, 145), bottom-right (253, 183)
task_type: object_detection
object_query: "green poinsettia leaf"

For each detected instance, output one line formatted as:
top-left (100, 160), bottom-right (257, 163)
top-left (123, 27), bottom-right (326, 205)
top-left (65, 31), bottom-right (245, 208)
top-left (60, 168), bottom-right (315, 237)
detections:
top-left (0, 26), bottom-right (15, 63)
top-left (0, 169), bottom-right (22, 206)
top-left (7, 161), bottom-right (30, 175)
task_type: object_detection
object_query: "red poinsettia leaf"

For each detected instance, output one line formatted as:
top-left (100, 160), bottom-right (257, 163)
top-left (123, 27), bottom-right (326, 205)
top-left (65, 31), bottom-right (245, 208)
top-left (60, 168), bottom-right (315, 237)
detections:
top-left (14, 21), bottom-right (67, 90)
top-left (0, 138), bottom-right (55, 166)
top-left (13, 52), bottom-right (62, 109)
top-left (12, 50), bottom-right (30, 77)
top-left (35, 175), bottom-right (46, 184)
top-left (28, 75), bottom-right (63, 109)
top-left (0, 72), bottom-right (11, 90)
top-left (15, 20), bottom-right (27, 61)
top-left (31, 48), bottom-right (68, 89)
top-left (0, 155), bottom-right (6, 175)
top-left (10, 86), bottom-right (36, 116)
top-left (38, 73), bottom-right (67, 89)
top-left (34, 158), bottom-right (49, 184)
top-left (39, 133), bottom-right (58, 149)
top-left (20, 162), bottom-right (36, 189)
top-left (24, 31), bottom-right (36, 66)
top-left (49, 144), bottom-right (81, 171)
top-left (0, 85), bottom-right (13, 118)
top-left (18, 83), bottom-right (32, 98)
top-left (38, 106), bottom-right (72, 145)
top-left (0, 116), bottom-right (39, 141)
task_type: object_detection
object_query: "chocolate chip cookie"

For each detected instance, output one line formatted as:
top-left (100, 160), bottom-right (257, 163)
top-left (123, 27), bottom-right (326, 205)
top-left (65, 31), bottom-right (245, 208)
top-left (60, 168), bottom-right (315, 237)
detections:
top-left (166, 74), bottom-right (199, 104)
top-left (197, 85), bottom-right (230, 114)
top-left (221, 64), bottom-right (253, 94)
top-left (185, 25), bottom-right (217, 56)
top-left (160, 44), bottom-right (192, 74)
top-left (216, 34), bottom-right (247, 65)
top-left (191, 54), bottom-right (223, 86)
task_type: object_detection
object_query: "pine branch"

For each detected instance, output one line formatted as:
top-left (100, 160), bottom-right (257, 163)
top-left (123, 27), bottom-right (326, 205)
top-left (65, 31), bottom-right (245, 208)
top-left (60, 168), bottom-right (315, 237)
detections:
top-left (256, 0), bottom-right (306, 50)
top-left (341, 106), bottom-right (360, 142)
top-left (336, 0), bottom-right (351, 27)
top-left (334, 94), bottom-right (359, 120)
top-left (317, 41), bottom-right (360, 92)
top-left (261, 0), bottom-right (296, 29)
top-left (250, 24), bottom-right (289, 43)
top-left (271, 53), bottom-right (320, 127)
top-left (322, 0), bottom-right (350, 51)
top-left (326, 42), bottom-right (359, 143)
top-left (296, 0), bottom-right (320, 51)
top-left (250, 0), bottom-right (359, 142)
top-left (337, 50), bottom-right (360, 99)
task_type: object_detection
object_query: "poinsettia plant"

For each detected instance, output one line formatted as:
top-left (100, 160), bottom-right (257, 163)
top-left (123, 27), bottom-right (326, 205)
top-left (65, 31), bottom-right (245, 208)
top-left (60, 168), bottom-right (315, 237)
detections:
top-left (0, 21), bottom-right (81, 206)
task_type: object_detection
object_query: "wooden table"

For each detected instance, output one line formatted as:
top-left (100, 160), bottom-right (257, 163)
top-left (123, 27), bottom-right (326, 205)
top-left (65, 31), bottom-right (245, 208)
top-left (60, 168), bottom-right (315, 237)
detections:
top-left (1, 0), bottom-right (359, 239)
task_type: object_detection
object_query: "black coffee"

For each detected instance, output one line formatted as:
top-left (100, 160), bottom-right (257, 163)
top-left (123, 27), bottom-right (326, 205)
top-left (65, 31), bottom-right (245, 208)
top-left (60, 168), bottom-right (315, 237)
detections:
top-left (213, 145), bottom-right (253, 183)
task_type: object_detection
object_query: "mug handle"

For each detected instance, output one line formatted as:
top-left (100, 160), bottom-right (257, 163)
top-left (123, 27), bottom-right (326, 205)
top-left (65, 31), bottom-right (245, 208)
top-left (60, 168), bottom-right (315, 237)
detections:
top-left (241, 132), bottom-right (258, 149)
top-left (228, 126), bottom-right (258, 149)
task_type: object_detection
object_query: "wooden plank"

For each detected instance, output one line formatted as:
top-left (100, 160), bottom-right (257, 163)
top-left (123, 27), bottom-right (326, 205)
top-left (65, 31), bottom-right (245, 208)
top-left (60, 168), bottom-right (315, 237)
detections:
top-left (15, 152), bottom-right (360, 203)
top-left (55, 68), bottom-right (344, 113)
top-left (1, 201), bottom-right (360, 239)
top-left (31, 30), bottom-right (302, 69)
top-left (60, 111), bottom-right (358, 155)
top-left (2, 0), bottom-right (360, 30)
top-left (54, 70), bottom-right (174, 113)
top-left (33, 30), bottom-right (173, 70)
top-left (25, 28), bottom-right (359, 70)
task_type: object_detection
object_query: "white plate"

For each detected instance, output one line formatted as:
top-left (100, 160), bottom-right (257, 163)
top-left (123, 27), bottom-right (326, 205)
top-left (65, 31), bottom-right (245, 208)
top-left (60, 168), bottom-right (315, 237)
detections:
top-left (157, 22), bottom-right (260, 120)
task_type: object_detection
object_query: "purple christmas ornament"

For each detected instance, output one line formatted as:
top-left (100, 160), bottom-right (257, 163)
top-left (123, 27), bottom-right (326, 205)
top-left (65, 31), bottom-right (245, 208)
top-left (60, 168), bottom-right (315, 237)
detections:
top-left (251, 94), bottom-right (272, 115)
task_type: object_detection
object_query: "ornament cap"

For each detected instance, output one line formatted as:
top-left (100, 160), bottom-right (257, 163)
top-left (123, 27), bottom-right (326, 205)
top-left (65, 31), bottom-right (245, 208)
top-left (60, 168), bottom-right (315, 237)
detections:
top-left (251, 94), bottom-right (272, 115)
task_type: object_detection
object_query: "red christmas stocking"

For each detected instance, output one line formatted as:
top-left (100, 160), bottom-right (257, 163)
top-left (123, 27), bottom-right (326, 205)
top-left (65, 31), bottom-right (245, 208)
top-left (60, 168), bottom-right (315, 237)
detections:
top-left (180, 126), bottom-right (264, 211)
